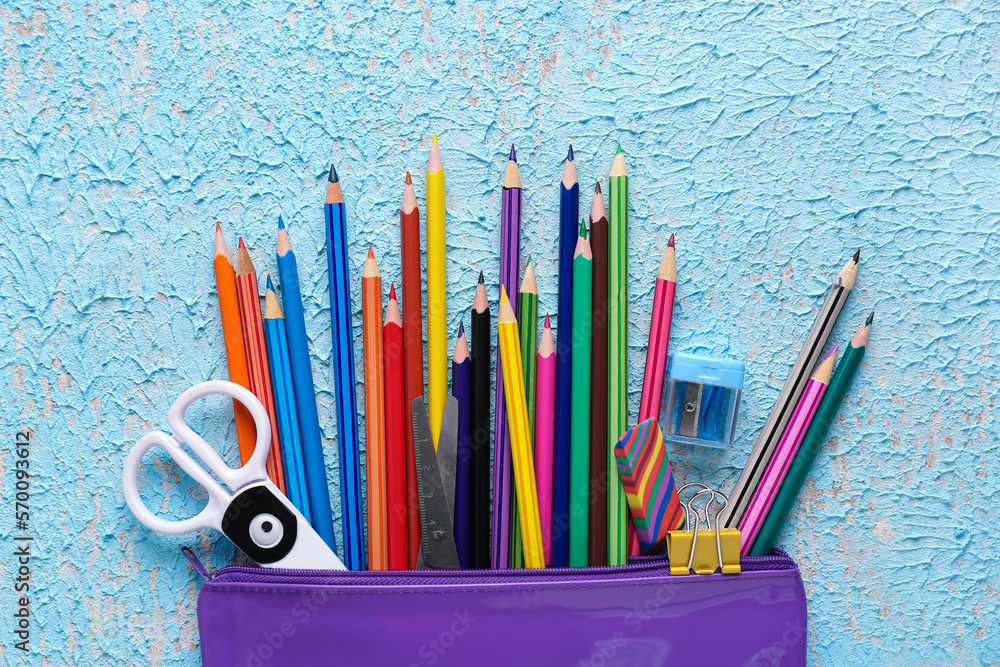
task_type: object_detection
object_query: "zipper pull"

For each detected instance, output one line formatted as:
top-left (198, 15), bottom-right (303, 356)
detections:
top-left (180, 546), bottom-right (211, 581)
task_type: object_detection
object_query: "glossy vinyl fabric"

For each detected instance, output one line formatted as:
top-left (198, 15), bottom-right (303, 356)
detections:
top-left (197, 561), bottom-right (807, 666)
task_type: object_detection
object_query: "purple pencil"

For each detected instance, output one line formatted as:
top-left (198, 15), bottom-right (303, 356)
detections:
top-left (493, 144), bottom-right (521, 568)
top-left (452, 324), bottom-right (473, 569)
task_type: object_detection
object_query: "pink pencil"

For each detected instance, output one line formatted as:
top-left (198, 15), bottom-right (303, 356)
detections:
top-left (739, 346), bottom-right (838, 555)
top-left (534, 315), bottom-right (556, 566)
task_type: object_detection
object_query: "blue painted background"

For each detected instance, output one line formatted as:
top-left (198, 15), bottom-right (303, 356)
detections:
top-left (1, 0), bottom-right (998, 664)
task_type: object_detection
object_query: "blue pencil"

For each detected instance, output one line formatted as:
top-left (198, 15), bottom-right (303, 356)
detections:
top-left (325, 165), bottom-right (365, 571)
top-left (552, 145), bottom-right (578, 567)
top-left (275, 217), bottom-right (336, 552)
top-left (263, 276), bottom-right (312, 520)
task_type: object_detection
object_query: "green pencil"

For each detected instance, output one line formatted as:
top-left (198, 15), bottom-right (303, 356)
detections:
top-left (608, 144), bottom-right (629, 566)
top-left (750, 313), bottom-right (873, 556)
top-left (570, 223), bottom-right (593, 567)
top-left (510, 260), bottom-right (539, 569)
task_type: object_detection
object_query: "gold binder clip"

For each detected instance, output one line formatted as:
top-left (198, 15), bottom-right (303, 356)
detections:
top-left (667, 488), bottom-right (741, 575)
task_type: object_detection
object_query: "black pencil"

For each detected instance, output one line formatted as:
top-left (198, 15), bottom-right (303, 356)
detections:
top-left (470, 272), bottom-right (492, 569)
top-left (588, 182), bottom-right (609, 567)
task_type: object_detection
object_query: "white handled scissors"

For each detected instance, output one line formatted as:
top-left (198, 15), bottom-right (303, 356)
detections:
top-left (123, 380), bottom-right (345, 570)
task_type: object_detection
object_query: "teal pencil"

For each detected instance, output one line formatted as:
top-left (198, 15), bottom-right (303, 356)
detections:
top-left (263, 277), bottom-right (312, 520)
top-left (569, 223), bottom-right (593, 567)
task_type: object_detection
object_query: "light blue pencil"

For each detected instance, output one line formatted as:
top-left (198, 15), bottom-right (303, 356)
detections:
top-left (276, 217), bottom-right (336, 552)
top-left (263, 276), bottom-right (312, 520)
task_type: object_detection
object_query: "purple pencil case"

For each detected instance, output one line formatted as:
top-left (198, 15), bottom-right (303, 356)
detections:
top-left (184, 547), bottom-right (807, 666)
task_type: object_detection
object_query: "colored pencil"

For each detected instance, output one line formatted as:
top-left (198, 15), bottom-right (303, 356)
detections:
top-left (493, 145), bottom-right (521, 568)
top-left (400, 172), bottom-right (423, 568)
top-left (740, 346), bottom-right (838, 555)
top-left (510, 259), bottom-right (538, 569)
top-left (426, 135), bottom-right (447, 449)
top-left (535, 315), bottom-right (556, 565)
top-left (213, 223), bottom-right (257, 464)
top-left (234, 239), bottom-right (286, 494)
top-left (325, 164), bottom-right (365, 570)
top-left (720, 250), bottom-right (860, 529)
top-left (383, 284), bottom-right (408, 570)
top-left (470, 273), bottom-right (492, 569)
top-left (452, 323), bottom-right (473, 569)
top-left (632, 234), bottom-right (678, 556)
top-left (553, 145), bottom-right (578, 567)
top-left (263, 277), bottom-right (312, 519)
top-left (588, 183), bottom-right (610, 567)
top-left (497, 287), bottom-right (545, 569)
top-left (751, 313), bottom-right (872, 556)
top-left (276, 217), bottom-right (336, 550)
top-left (608, 144), bottom-right (629, 566)
top-left (362, 248), bottom-right (387, 570)
top-left (570, 223), bottom-right (593, 567)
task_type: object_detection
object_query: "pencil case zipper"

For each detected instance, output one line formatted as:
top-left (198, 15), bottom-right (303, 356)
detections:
top-left (182, 546), bottom-right (797, 586)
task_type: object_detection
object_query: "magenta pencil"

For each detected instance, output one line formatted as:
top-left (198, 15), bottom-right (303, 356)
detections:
top-left (534, 315), bottom-right (556, 565)
top-left (739, 346), bottom-right (838, 555)
top-left (492, 144), bottom-right (521, 568)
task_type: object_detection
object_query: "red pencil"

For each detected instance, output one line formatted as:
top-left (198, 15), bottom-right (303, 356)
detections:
top-left (383, 284), bottom-right (408, 570)
top-left (235, 239), bottom-right (286, 493)
top-left (400, 172), bottom-right (423, 568)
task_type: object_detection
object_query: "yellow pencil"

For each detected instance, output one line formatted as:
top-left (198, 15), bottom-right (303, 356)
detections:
top-left (426, 133), bottom-right (447, 449)
top-left (498, 287), bottom-right (545, 569)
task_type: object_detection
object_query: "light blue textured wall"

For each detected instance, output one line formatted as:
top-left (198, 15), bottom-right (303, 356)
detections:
top-left (1, 0), bottom-right (998, 664)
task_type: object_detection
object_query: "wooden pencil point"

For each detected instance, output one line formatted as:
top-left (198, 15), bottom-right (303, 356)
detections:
top-left (214, 222), bottom-right (230, 260)
top-left (520, 262), bottom-right (538, 295)
top-left (504, 154), bottom-right (522, 189)
top-left (264, 287), bottom-right (284, 320)
top-left (235, 242), bottom-right (255, 276)
top-left (658, 241), bottom-right (677, 283)
top-left (325, 169), bottom-right (345, 204)
top-left (836, 252), bottom-right (859, 291)
top-left (812, 345), bottom-right (839, 383)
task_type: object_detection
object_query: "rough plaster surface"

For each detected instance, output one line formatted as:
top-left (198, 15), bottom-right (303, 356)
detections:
top-left (0, 0), bottom-right (998, 664)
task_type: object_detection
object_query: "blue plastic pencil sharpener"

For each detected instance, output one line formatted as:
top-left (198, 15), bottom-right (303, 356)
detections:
top-left (661, 353), bottom-right (744, 449)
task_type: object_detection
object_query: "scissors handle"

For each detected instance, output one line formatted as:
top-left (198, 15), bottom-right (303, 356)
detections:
top-left (122, 381), bottom-right (273, 536)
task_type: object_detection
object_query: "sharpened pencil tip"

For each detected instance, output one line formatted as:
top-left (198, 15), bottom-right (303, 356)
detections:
top-left (405, 171), bottom-right (412, 185)
top-left (865, 310), bottom-right (874, 326)
top-left (458, 321), bottom-right (465, 338)
top-left (266, 274), bottom-right (275, 291)
top-left (544, 313), bottom-right (551, 327)
top-left (509, 144), bottom-right (517, 162)
top-left (328, 164), bottom-right (339, 183)
top-left (567, 144), bottom-right (574, 161)
top-left (215, 220), bottom-right (222, 232)
top-left (432, 132), bottom-right (438, 144)
top-left (367, 246), bottom-right (375, 260)
top-left (238, 237), bottom-right (246, 249)
top-left (668, 233), bottom-right (675, 248)
top-left (825, 345), bottom-right (838, 359)
top-left (853, 248), bottom-right (861, 263)
top-left (277, 216), bottom-right (285, 230)
top-left (616, 142), bottom-right (623, 155)
top-left (595, 181), bottom-right (602, 194)
top-left (478, 270), bottom-right (485, 284)
top-left (389, 283), bottom-right (397, 300)
top-left (580, 219), bottom-right (587, 237)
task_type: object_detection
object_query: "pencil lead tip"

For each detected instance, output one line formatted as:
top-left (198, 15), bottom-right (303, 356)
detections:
top-left (544, 313), bottom-right (551, 327)
top-left (826, 344), bottom-right (839, 359)
top-left (853, 248), bottom-right (861, 263)
top-left (567, 144), bottom-right (574, 161)
top-left (432, 132), bottom-right (438, 144)
top-left (266, 275), bottom-right (275, 291)
top-left (668, 233), bottom-right (675, 248)
top-left (328, 164), bottom-right (339, 183)
top-left (277, 215), bottom-right (285, 230)
top-left (458, 321), bottom-right (465, 337)
top-left (215, 220), bottom-right (222, 232)
top-left (580, 219), bottom-right (587, 237)
top-left (595, 181), bottom-right (602, 194)
top-left (478, 270), bottom-right (485, 284)
top-left (865, 310), bottom-right (874, 326)
top-left (389, 283), bottom-right (397, 300)
top-left (509, 144), bottom-right (517, 162)
top-left (615, 142), bottom-right (623, 155)
top-left (367, 246), bottom-right (375, 260)
top-left (405, 171), bottom-right (412, 185)
top-left (238, 237), bottom-right (246, 249)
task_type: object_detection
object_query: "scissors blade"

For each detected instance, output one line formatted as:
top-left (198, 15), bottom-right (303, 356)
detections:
top-left (412, 397), bottom-right (460, 570)
top-left (437, 396), bottom-right (459, 524)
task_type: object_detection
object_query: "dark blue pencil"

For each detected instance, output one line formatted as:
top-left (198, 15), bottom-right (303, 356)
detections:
top-left (276, 217), bottom-right (336, 551)
top-left (552, 145), bottom-right (578, 567)
top-left (452, 323), bottom-right (473, 569)
top-left (263, 277), bottom-right (312, 520)
top-left (325, 165), bottom-right (365, 571)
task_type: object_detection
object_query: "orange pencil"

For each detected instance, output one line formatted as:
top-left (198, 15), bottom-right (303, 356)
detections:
top-left (234, 239), bottom-right (286, 493)
top-left (362, 248), bottom-right (388, 570)
top-left (213, 223), bottom-right (257, 463)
